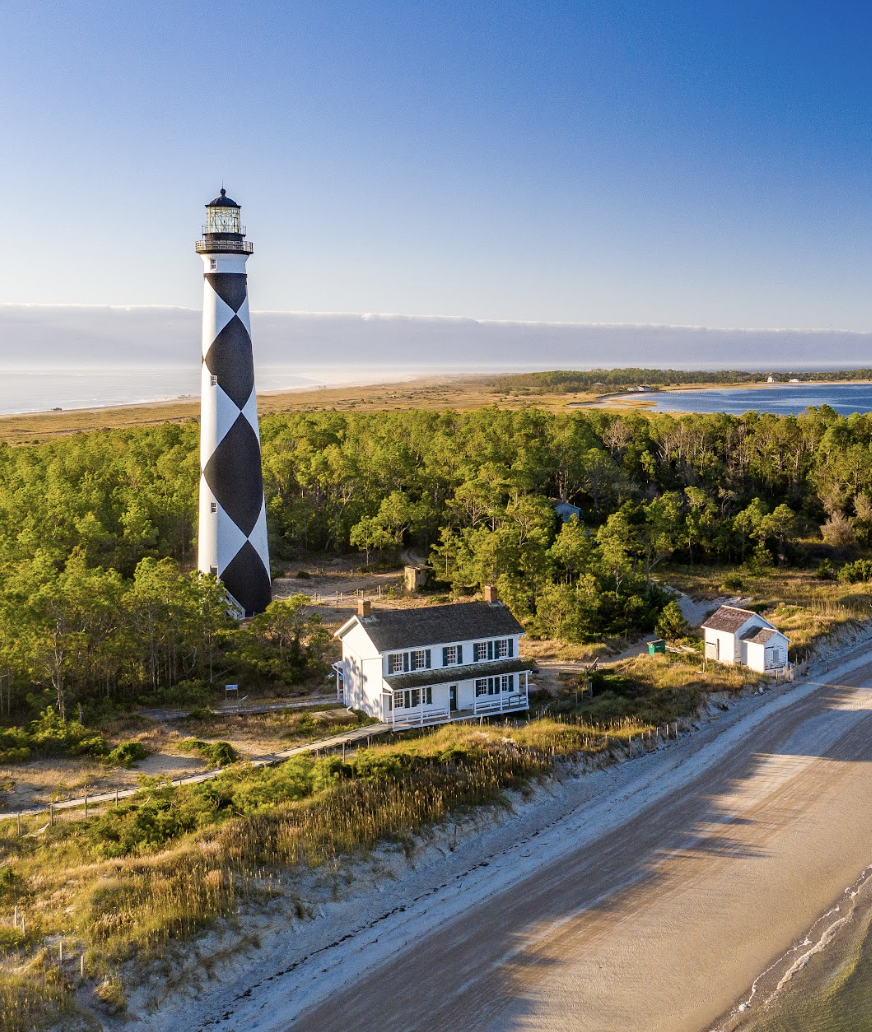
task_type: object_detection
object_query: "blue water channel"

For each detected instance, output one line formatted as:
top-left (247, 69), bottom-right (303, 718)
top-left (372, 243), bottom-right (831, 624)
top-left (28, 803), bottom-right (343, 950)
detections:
top-left (617, 383), bottom-right (872, 416)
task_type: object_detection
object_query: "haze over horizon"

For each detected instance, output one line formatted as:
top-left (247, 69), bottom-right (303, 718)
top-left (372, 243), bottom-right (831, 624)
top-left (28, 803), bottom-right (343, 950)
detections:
top-left (2, 304), bottom-right (870, 375)
top-left (1, 1), bottom-right (870, 337)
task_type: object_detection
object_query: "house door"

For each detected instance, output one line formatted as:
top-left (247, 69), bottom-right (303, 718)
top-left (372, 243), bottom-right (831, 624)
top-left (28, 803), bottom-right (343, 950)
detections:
top-left (449, 686), bottom-right (457, 712)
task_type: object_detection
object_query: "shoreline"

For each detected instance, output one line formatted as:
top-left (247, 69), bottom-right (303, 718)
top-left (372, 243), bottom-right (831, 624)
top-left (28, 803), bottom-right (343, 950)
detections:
top-left (106, 629), bottom-right (872, 1032)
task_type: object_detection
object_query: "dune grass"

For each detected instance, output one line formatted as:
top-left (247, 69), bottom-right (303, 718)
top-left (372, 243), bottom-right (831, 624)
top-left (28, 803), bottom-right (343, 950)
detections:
top-left (0, 714), bottom-right (655, 1026)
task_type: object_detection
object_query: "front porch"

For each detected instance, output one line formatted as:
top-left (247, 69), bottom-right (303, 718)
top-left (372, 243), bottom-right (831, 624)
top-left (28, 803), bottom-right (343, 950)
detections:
top-left (384, 669), bottom-right (531, 731)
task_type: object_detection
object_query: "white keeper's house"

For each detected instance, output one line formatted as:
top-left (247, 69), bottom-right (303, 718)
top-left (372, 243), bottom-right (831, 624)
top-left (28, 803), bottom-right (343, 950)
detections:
top-left (334, 589), bottom-right (534, 730)
top-left (701, 605), bottom-right (790, 673)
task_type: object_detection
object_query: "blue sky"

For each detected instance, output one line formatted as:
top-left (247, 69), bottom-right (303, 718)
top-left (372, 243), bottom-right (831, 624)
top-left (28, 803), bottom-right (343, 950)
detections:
top-left (2, 0), bottom-right (871, 329)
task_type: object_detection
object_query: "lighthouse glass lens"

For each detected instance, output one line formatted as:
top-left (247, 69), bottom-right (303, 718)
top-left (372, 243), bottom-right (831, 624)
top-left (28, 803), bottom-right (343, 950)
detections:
top-left (206, 208), bottom-right (240, 234)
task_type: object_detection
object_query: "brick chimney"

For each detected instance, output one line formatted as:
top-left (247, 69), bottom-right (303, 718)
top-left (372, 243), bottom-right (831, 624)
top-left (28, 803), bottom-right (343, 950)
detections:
top-left (357, 599), bottom-right (372, 618)
top-left (484, 584), bottom-right (498, 605)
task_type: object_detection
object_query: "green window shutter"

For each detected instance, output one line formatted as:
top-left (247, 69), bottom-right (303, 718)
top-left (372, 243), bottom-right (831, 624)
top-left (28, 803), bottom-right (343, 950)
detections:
top-left (508, 638), bottom-right (514, 657)
top-left (442, 647), bottom-right (448, 665)
top-left (426, 649), bottom-right (432, 669)
top-left (403, 652), bottom-right (410, 672)
top-left (457, 644), bottom-right (463, 664)
top-left (487, 640), bottom-right (494, 660)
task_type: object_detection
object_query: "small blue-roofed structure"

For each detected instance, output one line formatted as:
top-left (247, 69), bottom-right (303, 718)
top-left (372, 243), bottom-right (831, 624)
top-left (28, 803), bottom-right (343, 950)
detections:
top-left (553, 500), bottom-right (582, 523)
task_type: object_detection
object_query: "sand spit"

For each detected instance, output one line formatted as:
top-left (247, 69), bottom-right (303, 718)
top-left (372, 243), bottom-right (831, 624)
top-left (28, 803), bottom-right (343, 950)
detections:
top-left (107, 638), bottom-right (872, 1032)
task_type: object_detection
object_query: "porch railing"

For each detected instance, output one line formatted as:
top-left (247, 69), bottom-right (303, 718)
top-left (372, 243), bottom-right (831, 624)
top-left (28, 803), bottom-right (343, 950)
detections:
top-left (473, 691), bottom-right (529, 716)
top-left (391, 706), bottom-right (451, 730)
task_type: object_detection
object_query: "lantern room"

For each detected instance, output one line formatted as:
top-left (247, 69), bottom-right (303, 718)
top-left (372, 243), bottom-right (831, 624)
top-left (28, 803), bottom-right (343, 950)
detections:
top-left (196, 188), bottom-right (253, 254)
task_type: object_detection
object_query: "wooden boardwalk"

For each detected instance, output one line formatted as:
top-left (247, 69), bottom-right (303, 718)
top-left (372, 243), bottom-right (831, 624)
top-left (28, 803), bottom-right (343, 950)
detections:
top-left (0, 721), bottom-right (391, 823)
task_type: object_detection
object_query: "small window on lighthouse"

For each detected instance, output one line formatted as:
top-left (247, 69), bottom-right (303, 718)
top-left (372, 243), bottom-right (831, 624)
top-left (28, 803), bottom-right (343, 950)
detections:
top-left (210, 502), bottom-right (217, 513)
top-left (210, 374), bottom-right (218, 386)
top-left (210, 259), bottom-right (217, 270)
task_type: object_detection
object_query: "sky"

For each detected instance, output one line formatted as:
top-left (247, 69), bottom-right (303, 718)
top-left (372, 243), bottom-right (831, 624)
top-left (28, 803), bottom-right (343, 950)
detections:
top-left (1, 1), bottom-right (871, 330)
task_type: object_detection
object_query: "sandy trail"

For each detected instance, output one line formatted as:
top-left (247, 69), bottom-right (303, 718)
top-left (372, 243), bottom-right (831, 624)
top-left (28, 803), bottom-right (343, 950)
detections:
top-left (272, 658), bottom-right (872, 1032)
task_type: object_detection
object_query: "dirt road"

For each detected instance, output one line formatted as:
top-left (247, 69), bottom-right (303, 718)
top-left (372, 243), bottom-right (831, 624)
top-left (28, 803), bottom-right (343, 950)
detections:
top-left (285, 660), bottom-right (872, 1032)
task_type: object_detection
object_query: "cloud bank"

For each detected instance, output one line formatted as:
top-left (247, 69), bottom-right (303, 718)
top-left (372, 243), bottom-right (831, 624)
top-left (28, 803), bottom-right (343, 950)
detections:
top-left (1, 305), bottom-right (870, 372)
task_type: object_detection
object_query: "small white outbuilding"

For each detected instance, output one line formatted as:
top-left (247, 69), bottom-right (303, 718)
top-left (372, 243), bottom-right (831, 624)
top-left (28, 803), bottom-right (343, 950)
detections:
top-left (701, 605), bottom-right (790, 673)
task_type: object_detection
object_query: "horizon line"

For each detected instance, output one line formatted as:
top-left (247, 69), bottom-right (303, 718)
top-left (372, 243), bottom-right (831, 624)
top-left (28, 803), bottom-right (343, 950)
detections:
top-left (0, 303), bottom-right (870, 337)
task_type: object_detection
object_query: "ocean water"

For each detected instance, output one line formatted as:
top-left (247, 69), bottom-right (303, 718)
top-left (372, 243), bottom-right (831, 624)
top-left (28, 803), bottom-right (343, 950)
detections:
top-left (708, 862), bottom-right (872, 1031)
top-left (0, 365), bottom-right (403, 416)
top-left (625, 383), bottom-right (872, 417)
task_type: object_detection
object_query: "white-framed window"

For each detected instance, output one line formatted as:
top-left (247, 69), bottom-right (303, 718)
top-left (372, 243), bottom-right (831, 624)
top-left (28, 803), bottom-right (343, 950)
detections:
top-left (395, 688), bottom-right (427, 708)
top-left (443, 645), bottom-right (461, 665)
top-left (475, 674), bottom-right (515, 697)
top-left (210, 258), bottom-right (218, 270)
top-left (388, 649), bottom-right (432, 673)
top-left (210, 374), bottom-right (218, 386)
top-left (474, 639), bottom-right (514, 661)
top-left (411, 649), bottom-right (428, 670)
top-left (210, 502), bottom-right (217, 513)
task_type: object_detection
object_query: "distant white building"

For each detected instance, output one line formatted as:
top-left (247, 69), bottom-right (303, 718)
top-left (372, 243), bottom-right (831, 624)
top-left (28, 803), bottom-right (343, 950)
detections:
top-left (701, 605), bottom-right (790, 673)
top-left (334, 590), bottom-right (532, 730)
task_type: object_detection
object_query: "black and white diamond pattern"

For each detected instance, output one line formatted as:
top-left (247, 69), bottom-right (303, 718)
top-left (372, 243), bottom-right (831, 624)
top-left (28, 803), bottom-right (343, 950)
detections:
top-left (199, 271), bottom-right (271, 616)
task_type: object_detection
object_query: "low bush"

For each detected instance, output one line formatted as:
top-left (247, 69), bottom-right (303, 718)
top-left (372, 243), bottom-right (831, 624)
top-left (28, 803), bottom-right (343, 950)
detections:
top-left (0, 708), bottom-right (106, 763)
top-left (178, 738), bottom-right (238, 767)
top-left (104, 741), bottom-right (150, 768)
top-left (838, 559), bottom-right (872, 584)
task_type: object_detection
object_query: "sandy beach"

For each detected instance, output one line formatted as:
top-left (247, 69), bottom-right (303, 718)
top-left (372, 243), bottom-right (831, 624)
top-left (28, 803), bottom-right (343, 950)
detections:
top-left (110, 633), bottom-right (872, 1032)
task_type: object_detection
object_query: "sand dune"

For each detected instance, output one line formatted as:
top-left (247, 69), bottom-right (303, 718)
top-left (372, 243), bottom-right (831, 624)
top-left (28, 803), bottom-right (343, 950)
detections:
top-left (133, 642), bottom-right (872, 1032)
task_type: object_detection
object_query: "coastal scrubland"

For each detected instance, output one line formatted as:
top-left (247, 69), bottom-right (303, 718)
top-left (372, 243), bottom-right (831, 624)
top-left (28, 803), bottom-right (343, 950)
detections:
top-left (5, 379), bottom-right (872, 1022)
top-left (0, 671), bottom-right (754, 1031)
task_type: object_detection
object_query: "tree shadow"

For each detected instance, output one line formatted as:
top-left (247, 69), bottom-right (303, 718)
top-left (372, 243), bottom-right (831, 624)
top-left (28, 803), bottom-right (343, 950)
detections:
top-left (286, 675), bottom-right (872, 1031)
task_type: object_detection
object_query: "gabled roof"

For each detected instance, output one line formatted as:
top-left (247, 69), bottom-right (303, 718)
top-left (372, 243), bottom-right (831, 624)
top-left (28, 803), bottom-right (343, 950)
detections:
top-left (741, 626), bottom-right (787, 645)
top-left (701, 605), bottom-right (773, 634)
top-left (385, 657), bottom-right (533, 691)
top-left (337, 601), bottom-right (524, 652)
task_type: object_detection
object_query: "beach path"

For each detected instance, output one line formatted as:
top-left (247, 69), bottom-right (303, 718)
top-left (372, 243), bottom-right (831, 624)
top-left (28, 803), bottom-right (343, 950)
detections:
top-left (285, 659), bottom-right (872, 1032)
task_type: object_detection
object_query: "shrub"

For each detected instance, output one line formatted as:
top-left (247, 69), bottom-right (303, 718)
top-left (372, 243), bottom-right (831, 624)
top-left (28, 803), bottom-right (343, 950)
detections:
top-left (0, 708), bottom-right (106, 762)
top-left (655, 601), bottom-right (688, 642)
top-left (178, 739), bottom-right (238, 768)
top-left (295, 570), bottom-right (311, 579)
top-left (720, 573), bottom-right (745, 592)
top-left (837, 559), bottom-right (872, 584)
top-left (105, 741), bottom-right (150, 768)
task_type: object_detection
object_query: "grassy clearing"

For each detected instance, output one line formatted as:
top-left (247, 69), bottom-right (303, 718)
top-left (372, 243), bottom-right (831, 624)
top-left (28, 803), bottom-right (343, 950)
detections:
top-left (553, 649), bottom-right (767, 726)
top-left (663, 564), bottom-right (872, 657)
top-left (0, 714), bottom-right (652, 1026)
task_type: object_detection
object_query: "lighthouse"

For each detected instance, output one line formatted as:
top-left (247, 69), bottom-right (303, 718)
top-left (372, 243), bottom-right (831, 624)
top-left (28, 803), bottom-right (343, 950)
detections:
top-left (195, 189), bottom-right (271, 616)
